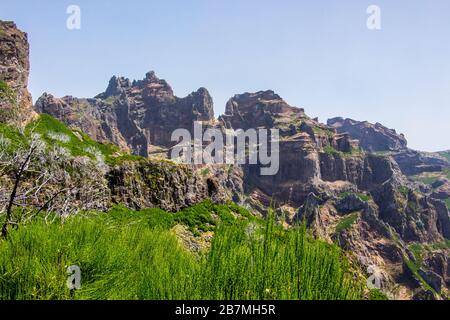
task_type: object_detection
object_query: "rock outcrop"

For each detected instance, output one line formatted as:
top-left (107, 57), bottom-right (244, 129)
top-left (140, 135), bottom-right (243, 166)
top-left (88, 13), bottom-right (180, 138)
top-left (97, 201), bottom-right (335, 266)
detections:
top-left (35, 71), bottom-right (215, 157)
top-left (392, 150), bottom-right (450, 176)
top-left (0, 20), bottom-right (36, 124)
top-left (327, 117), bottom-right (407, 152)
top-left (107, 160), bottom-right (232, 212)
top-left (326, 117), bottom-right (450, 177)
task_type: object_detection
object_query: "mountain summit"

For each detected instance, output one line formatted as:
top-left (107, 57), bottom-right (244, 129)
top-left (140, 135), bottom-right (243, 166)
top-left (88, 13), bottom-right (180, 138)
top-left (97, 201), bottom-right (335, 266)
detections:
top-left (35, 71), bottom-right (215, 157)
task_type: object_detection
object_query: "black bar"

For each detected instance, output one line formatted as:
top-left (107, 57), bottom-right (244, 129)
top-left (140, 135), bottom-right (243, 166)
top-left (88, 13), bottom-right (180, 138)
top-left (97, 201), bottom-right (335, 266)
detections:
top-left (0, 300), bottom-right (447, 319)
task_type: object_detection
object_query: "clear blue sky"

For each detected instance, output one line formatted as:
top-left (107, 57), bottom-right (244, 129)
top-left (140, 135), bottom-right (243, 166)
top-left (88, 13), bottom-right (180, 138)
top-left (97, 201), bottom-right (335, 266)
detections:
top-left (1, 0), bottom-right (449, 151)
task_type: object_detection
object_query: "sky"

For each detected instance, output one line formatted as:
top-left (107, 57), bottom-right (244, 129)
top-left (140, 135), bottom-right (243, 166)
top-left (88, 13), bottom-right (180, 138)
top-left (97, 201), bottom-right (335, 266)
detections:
top-left (1, 0), bottom-right (449, 151)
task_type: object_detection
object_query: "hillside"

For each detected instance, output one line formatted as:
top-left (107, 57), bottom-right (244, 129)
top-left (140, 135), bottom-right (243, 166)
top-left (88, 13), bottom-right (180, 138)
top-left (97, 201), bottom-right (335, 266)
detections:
top-left (0, 20), bottom-right (449, 300)
top-left (0, 202), bottom-right (366, 300)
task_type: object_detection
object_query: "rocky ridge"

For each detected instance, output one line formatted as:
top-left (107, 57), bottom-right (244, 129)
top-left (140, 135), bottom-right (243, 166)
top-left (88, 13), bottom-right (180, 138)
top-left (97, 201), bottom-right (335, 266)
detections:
top-left (35, 71), bottom-right (215, 157)
top-left (328, 117), bottom-right (408, 152)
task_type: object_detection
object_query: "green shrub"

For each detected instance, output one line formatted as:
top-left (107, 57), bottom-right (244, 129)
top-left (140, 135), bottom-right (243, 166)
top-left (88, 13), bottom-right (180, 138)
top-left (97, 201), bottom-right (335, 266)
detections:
top-left (368, 289), bottom-right (388, 300)
top-left (201, 168), bottom-right (210, 176)
top-left (338, 192), bottom-right (371, 202)
top-left (398, 186), bottom-right (410, 196)
top-left (335, 213), bottom-right (359, 233)
top-left (409, 243), bottom-right (424, 267)
top-left (313, 127), bottom-right (334, 138)
top-left (323, 146), bottom-right (339, 154)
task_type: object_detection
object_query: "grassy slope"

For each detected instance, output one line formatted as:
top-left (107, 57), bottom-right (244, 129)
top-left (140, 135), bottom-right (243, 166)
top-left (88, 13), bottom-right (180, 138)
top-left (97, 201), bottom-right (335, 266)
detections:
top-left (0, 113), bottom-right (145, 165)
top-left (0, 202), bottom-right (363, 300)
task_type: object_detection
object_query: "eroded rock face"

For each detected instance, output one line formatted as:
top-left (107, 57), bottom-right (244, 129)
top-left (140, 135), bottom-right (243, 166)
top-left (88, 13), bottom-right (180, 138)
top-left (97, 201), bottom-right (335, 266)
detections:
top-left (220, 91), bottom-right (449, 298)
top-left (35, 71), bottom-right (215, 157)
top-left (328, 117), bottom-right (407, 152)
top-left (0, 21), bottom-right (36, 124)
top-left (326, 117), bottom-right (450, 177)
top-left (392, 150), bottom-right (450, 176)
top-left (220, 91), bottom-right (360, 205)
top-left (107, 160), bottom-right (226, 212)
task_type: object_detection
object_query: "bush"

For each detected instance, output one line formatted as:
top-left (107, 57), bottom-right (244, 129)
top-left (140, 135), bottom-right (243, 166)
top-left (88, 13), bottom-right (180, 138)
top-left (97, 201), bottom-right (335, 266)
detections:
top-left (335, 213), bottom-right (359, 233)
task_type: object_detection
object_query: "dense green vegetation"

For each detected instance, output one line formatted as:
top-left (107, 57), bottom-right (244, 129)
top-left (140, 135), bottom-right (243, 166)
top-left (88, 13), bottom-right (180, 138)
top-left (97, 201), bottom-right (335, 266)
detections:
top-left (0, 80), bottom-right (15, 103)
top-left (368, 289), bottom-right (388, 300)
top-left (323, 146), bottom-right (339, 155)
top-left (32, 114), bottom-right (119, 161)
top-left (0, 113), bottom-right (143, 165)
top-left (408, 243), bottom-right (424, 267)
top-left (322, 145), bottom-right (362, 157)
top-left (338, 192), bottom-right (371, 202)
top-left (313, 127), bottom-right (334, 138)
top-left (0, 202), bottom-right (364, 300)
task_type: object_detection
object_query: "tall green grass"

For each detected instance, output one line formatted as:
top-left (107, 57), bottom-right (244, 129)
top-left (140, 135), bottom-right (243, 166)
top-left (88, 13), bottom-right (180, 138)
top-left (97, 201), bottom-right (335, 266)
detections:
top-left (0, 204), bottom-right (363, 300)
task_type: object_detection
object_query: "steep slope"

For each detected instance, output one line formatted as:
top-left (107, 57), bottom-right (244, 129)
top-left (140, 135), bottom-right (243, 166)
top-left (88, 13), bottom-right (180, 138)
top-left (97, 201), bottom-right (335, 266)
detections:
top-left (326, 116), bottom-right (450, 216)
top-left (0, 20), bottom-right (36, 124)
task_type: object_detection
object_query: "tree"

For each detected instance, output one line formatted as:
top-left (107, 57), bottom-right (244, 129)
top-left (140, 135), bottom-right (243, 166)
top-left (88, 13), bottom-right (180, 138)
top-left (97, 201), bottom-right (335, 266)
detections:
top-left (0, 129), bottom-right (110, 239)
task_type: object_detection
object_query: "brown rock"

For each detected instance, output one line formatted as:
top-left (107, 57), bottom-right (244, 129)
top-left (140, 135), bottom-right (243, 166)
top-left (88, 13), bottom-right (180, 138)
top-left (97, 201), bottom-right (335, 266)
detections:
top-left (0, 20), bottom-right (36, 124)
top-left (327, 117), bottom-right (407, 152)
top-left (35, 71), bottom-right (215, 157)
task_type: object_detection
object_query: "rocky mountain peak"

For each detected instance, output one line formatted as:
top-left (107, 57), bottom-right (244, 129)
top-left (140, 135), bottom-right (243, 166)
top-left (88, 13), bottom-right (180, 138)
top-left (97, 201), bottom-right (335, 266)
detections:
top-left (220, 90), bottom-right (305, 130)
top-left (144, 70), bottom-right (159, 82)
top-left (35, 71), bottom-right (216, 155)
top-left (327, 117), bottom-right (408, 152)
top-left (98, 75), bottom-right (132, 99)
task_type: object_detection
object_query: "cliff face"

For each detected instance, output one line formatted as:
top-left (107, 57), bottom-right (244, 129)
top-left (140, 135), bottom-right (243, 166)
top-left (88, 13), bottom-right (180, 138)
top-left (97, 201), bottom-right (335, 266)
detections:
top-left (107, 160), bottom-right (233, 212)
top-left (35, 71), bottom-right (215, 157)
top-left (0, 21), bottom-right (36, 124)
top-left (219, 91), bottom-right (449, 298)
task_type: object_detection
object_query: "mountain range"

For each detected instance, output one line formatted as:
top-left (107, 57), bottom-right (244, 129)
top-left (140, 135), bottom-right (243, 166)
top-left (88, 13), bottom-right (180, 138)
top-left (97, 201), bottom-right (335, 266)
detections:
top-left (1, 20), bottom-right (449, 300)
